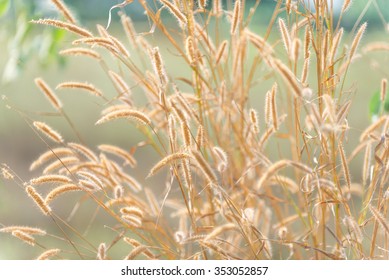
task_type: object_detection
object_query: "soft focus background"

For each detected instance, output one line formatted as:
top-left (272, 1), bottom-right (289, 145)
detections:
top-left (1, 0), bottom-right (388, 259)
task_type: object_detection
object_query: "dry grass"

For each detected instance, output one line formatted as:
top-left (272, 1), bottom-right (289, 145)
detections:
top-left (1, 0), bottom-right (389, 260)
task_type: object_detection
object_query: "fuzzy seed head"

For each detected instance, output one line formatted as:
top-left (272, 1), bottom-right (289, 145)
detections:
top-left (148, 153), bottom-right (192, 177)
top-left (185, 36), bottom-right (196, 65)
top-left (230, 0), bottom-right (241, 35)
top-left (33, 121), bottom-right (64, 143)
top-left (159, 0), bottom-right (187, 28)
top-left (50, 0), bottom-right (77, 24)
top-left (31, 19), bottom-right (92, 37)
top-left (36, 249), bottom-right (61, 260)
top-left (12, 230), bottom-right (36, 246)
top-left (278, 18), bottom-right (291, 54)
top-left (34, 78), bottom-right (62, 110)
top-left (1, 166), bottom-right (14, 180)
top-left (216, 40), bottom-right (228, 64)
top-left (150, 47), bottom-right (168, 86)
top-left (349, 23), bottom-right (367, 62)
top-left (341, 0), bottom-right (352, 14)
top-left (304, 26), bottom-right (311, 59)
top-left (96, 109), bottom-right (151, 126)
top-left (26, 185), bottom-right (52, 215)
top-left (249, 108), bottom-right (259, 134)
top-left (97, 243), bottom-right (107, 260)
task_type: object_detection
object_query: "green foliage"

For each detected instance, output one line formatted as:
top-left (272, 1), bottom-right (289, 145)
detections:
top-left (369, 90), bottom-right (380, 118)
top-left (369, 89), bottom-right (389, 120)
top-left (1, 0), bottom-right (70, 83)
top-left (37, 28), bottom-right (67, 68)
top-left (0, 0), bottom-right (10, 17)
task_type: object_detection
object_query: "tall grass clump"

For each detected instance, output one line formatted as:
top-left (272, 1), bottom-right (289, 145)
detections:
top-left (1, 0), bottom-right (389, 260)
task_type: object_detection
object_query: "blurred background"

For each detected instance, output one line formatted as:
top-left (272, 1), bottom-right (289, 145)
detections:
top-left (1, 0), bottom-right (389, 259)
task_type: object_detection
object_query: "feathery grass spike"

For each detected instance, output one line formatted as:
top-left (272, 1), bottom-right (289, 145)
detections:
top-left (50, 0), bottom-right (77, 24)
top-left (37, 249), bottom-right (61, 260)
top-left (26, 186), bottom-right (51, 215)
top-left (56, 82), bottom-right (103, 97)
top-left (349, 23), bottom-right (367, 62)
top-left (35, 78), bottom-right (62, 110)
top-left (230, 0), bottom-right (241, 35)
top-left (148, 153), bottom-right (192, 177)
top-left (32, 19), bottom-right (92, 37)
top-left (96, 109), bottom-right (151, 126)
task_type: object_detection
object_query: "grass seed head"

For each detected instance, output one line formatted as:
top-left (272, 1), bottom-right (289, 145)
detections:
top-left (26, 186), bottom-right (52, 215)
top-left (36, 249), bottom-right (61, 260)
top-left (159, 0), bottom-right (187, 29)
top-left (12, 230), bottom-right (36, 246)
top-left (50, 0), bottom-right (77, 24)
top-left (230, 0), bottom-right (241, 35)
top-left (96, 109), bottom-right (151, 126)
top-left (349, 23), bottom-right (367, 62)
top-left (97, 243), bottom-right (106, 260)
top-left (31, 19), bottom-right (92, 37)
top-left (34, 78), bottom-right (62, 110)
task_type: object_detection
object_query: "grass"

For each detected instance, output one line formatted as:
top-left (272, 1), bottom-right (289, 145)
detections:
top-left (1, 0), bottom-right (389, 260)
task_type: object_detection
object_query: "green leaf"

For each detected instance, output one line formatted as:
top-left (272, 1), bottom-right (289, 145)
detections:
top-left (369, 88), bottom-right (389, 120)
top-left (0, 0), bottom-right (10, 17)
top-left (52, 28), bottom-right (66, 42)
top-left (385, 95), bottom-right (389, 113)
top-left (369, 90), bottom-right (380, 118)
top-left (48, 28), bottom-right (66, 59)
